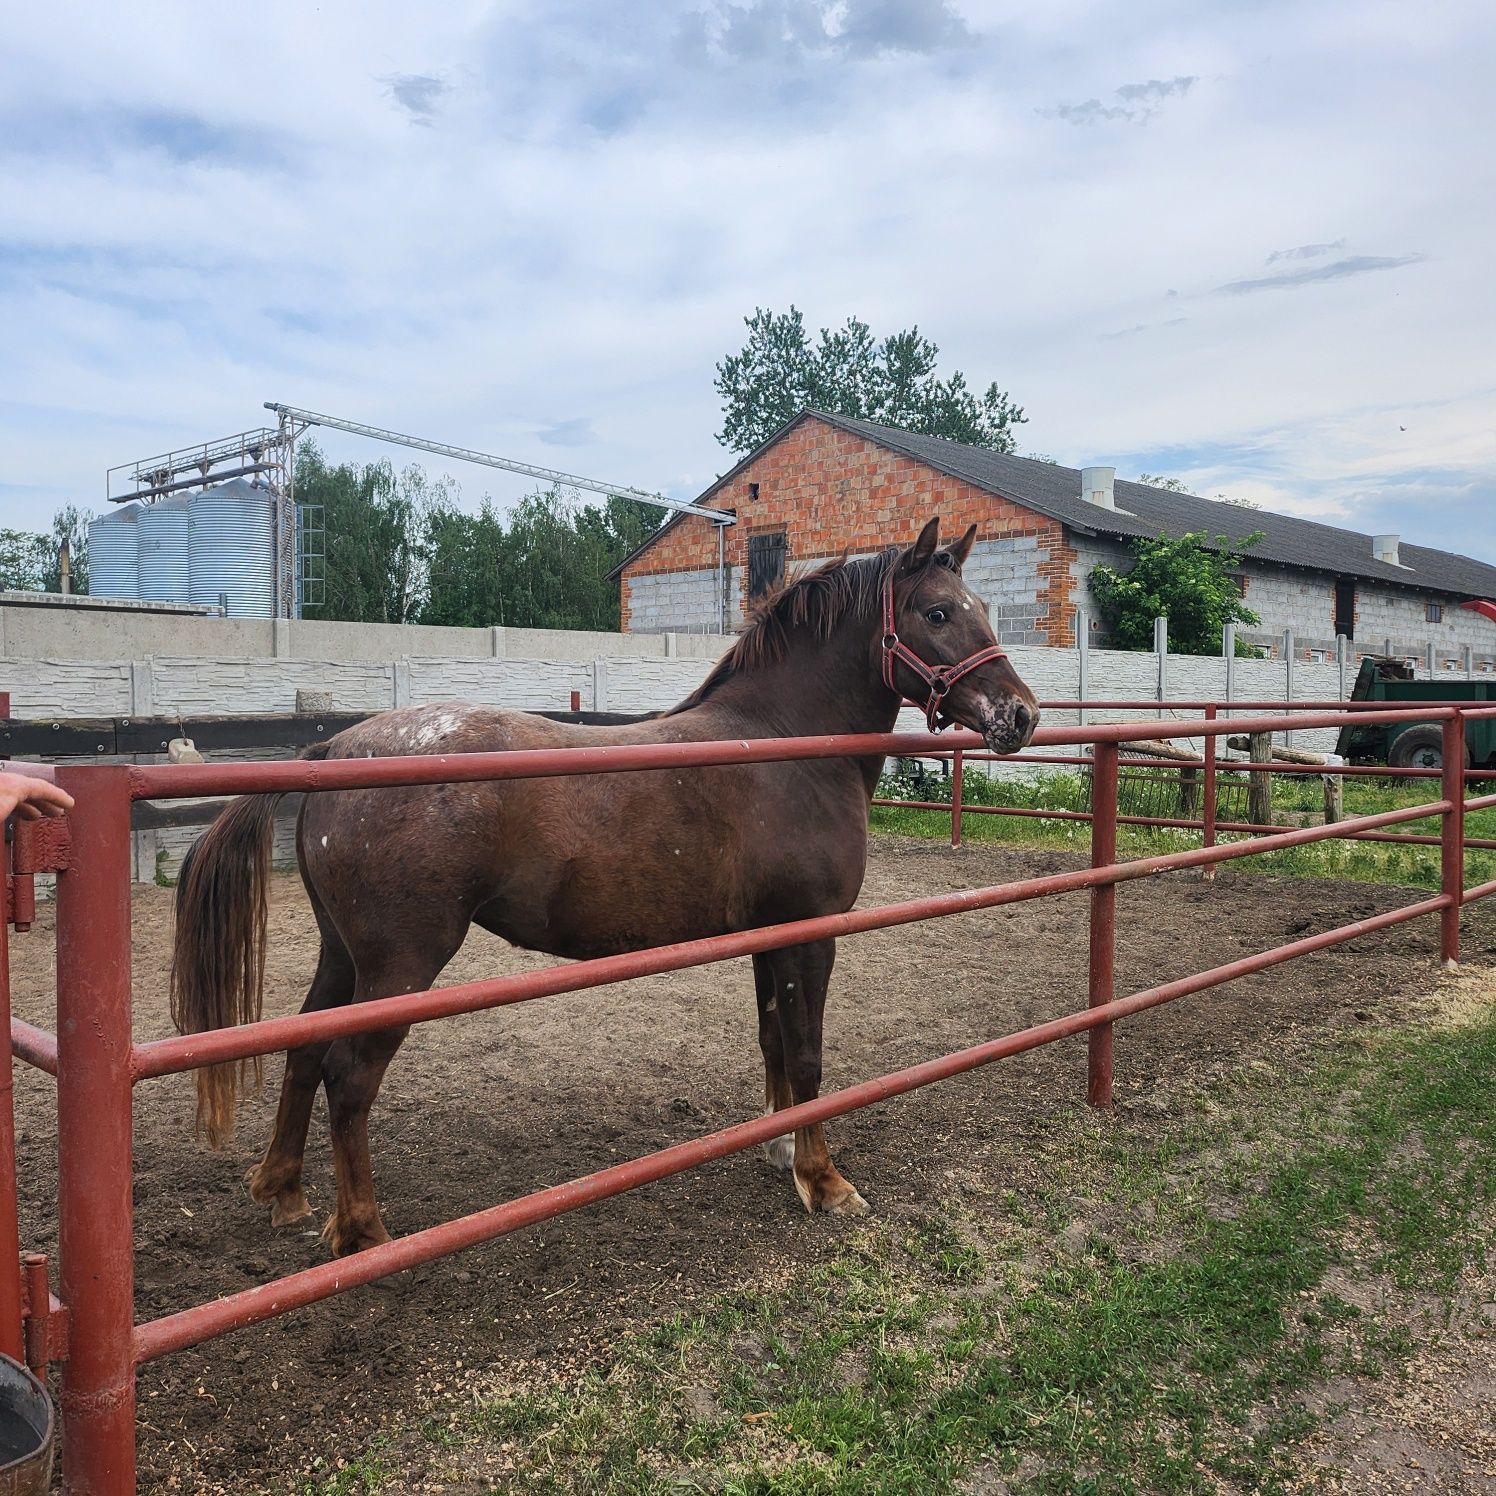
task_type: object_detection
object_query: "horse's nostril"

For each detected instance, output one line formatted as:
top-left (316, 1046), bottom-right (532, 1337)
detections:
top-left (1014, 703), bottom-right (1033, 738)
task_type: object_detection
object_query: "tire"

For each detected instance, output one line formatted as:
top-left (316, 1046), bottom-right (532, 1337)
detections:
top-left (1387, 724), bottom-right (1471, 771)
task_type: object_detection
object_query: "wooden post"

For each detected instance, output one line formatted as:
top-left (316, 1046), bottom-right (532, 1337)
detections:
top-left (1248, 730), bottom-right (1273, 830)
top-left (1322, 771), bottom-right (1344, 824)
top-left (1154, 616), bottom-right (1168, 715)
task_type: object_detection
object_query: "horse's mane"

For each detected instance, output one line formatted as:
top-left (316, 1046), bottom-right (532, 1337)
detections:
top-left (663, 549), bottom-right (898, 715)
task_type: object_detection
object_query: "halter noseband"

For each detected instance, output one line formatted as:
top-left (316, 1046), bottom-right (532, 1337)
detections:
top-left (880, 566), bottom-right (1009, 732)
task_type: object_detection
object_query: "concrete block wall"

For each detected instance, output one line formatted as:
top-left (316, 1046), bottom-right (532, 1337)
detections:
top-left (622, 568), bottom-right (723, 635)
top-left (4, 623), bottom-right (1467, 881)
top-left (963, 537), bottom-right (1048, 647)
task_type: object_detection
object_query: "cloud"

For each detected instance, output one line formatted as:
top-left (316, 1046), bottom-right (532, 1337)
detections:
top-left (1044, 75), bottom-right (1198, 126)
top-left (537, 417), bottom-right (595, 448)
top-left (687, 0), bottom-right (967, 63)
top-left (384, 73), bottom-right (449, 125)
top-left (835, 0), bottom-right (969, 57)
top-left (0, 105), bottom-right (289, 170)
top-left (1100, 317), bottom-right (1188, 341)
top-left (0, 0), bottom-right (1492, 572)
top-left (1213, 254), bottom-right (1426, 295)
top-left (1265, 239), bottom-right (1346, 265)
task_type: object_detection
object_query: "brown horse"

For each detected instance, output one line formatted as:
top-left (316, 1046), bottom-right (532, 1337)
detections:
top-left (170, 518), bottom-right (1038, 1255)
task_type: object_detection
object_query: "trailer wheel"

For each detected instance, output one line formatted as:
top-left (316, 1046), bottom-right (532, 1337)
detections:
top-left (1387, 724), bottom-right (1470, 771)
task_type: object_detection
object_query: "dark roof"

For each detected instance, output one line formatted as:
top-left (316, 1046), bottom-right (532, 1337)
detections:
top-left (813, 412), bottom-right (1496, 598)
top-left (615, 410), bottom-right (1496, 598)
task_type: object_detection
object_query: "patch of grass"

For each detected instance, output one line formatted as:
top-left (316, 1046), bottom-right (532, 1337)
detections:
top-left (872, 763), bottom-right (1496, 891)
top-left (346, 998), bottom-right (1496, 1493)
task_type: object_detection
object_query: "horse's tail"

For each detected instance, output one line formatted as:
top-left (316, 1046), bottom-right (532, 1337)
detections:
top-left (170, 742), bottom-right (332, 1147)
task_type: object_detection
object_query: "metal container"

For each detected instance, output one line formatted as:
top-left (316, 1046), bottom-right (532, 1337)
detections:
top-left (188, 478), bottom-right (275, 619)
top-left (135, 497), bottom-right (192, 603)
top-left (86, 504), bottom-right (141, 600)
top-left (0, 1356), bottom-right (53, 1495)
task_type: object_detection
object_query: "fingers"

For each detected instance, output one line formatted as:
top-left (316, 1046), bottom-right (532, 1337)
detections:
top-left (0, 773), bottom-right (74, 822)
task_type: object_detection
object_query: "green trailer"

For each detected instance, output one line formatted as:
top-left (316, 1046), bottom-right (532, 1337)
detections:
top-left (1334, 658), bottom-right (1496, 769)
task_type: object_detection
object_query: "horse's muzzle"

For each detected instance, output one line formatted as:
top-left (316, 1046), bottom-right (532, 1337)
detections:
top-left (980, 698), bottom-right (1038, 756)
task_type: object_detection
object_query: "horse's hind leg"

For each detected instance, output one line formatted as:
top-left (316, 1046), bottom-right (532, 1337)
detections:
top-left (319, 947), bottom-right (455, 1256)
top-left (246, 930), bottom-right (354, 1227)
top-left (767, 939), bottom-right (869, 1216)
top-left (754, 954), bottom-right (794, 1172)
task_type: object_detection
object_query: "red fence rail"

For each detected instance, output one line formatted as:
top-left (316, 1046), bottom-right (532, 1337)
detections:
top-left (2, 701), bottom-right (1492, 1492)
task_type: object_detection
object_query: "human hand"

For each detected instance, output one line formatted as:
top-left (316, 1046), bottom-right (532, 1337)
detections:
top-left (0, 772), bottom-right (74, 822)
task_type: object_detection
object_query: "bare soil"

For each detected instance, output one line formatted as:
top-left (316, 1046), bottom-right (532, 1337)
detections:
top-left (8, 837), bottom-right (1495, 1492)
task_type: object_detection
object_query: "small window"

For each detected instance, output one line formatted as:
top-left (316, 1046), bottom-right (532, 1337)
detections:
top-left (1426, 601), bottom-right (1443, 623)
top-left (1334, 577), bottom-right (1356, 640)
top-left (747, 482), bottom-right (760, 501)
top-left (1227, 573), bottom-right (1247, 596)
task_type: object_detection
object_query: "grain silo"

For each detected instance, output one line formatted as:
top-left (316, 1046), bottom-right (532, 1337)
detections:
top-left (87, 503), bottom-right (141, 599)
top-left (188, 478), bottom-right (275, 618)
top-left (135, 497), bottom-right (192, 603)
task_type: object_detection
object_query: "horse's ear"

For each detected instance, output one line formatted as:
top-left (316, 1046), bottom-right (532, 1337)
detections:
top-left (945, 523), bottom-right (977, 569)
top-left (902, 517), bottom-right (940, 573)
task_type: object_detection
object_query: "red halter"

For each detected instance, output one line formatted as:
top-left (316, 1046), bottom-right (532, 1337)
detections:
top-left (881, 567), bottom-right (1009, 732)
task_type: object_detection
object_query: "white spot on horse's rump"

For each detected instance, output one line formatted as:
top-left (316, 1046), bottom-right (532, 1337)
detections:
top-left (674, 848), bottom-right (680, 855)
top-left (320, 835), bottom-right (328, 848)
top-left (786, 981), bottom-right (794, 990)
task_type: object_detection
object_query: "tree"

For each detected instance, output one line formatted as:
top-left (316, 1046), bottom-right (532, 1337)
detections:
top-left (47, 504), bottom-right (91, 593)
top-left (1137, 473), bottom-right (1260, 510)
top-left (0, 503), bottom-right (92, 593)
top-left (1089, 531), bottom-right (1264, 656)
top-left (715, 306), bottom-right (1026, 454)
top-left (296, 442), bottom-right (660, 631)
top-left (422, 488), bottom-right (658, 630)
top-left (295, 445), bottom-right (445, 623)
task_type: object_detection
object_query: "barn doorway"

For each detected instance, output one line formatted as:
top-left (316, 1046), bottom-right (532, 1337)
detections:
top-left (748, 531), bottom-right (787, 600)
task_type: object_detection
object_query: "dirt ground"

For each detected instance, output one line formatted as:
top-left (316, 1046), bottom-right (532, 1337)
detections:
top-left (8, 836), bottom-right (1495, 1492)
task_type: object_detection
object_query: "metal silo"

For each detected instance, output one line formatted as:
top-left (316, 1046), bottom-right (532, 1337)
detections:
top-left (87, 504), bottom-right (141, 599)
top-left (136, 497), bottom-right (192, 602)
top-left (188, 477), bottom-right (275, 618)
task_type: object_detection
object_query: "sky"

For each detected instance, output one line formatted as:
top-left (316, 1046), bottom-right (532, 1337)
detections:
top-left (3, 0), bottom-right (1494, 563)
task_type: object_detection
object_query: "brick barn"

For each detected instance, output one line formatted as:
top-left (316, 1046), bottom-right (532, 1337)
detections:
top-left (613, 411), bottom-right (1496, 670)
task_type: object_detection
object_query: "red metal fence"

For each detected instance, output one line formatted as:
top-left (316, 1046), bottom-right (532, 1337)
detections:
top-left (3, 701), bottom-right (1494, 1492)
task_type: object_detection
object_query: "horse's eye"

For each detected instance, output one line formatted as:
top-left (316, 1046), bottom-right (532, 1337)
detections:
top-left (926, 607), bottom-right (949, 625)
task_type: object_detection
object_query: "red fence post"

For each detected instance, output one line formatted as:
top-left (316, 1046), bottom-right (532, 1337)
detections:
top-left (1088, 742), bottom-right (1119, 1109)
top-left (1442, 714), bottom-right (1466, 966)
top-left (55, 767), bottom-right (137, 1495)
top-left (1201, 705), bottom-right (1218, 883)
top-left (0, 890), bottom-right (24, 1363)
top-left (951, 750), bottom-right (964, 849)
top-left (569, 690), bottom-right (581, 713)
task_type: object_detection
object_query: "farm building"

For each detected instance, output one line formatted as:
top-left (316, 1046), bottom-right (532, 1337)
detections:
top-left (613, 411), bottom-right (1496, 670)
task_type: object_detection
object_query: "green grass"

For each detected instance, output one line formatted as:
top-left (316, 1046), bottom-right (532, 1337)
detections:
top-left (319, 999), bottom-right (1496, 1494)
top-left (871, 763), bottom-right (1496, 891)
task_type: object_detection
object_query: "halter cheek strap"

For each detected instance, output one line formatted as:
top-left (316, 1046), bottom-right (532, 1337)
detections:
top-left (881, 569), bottom-right (1009, 732)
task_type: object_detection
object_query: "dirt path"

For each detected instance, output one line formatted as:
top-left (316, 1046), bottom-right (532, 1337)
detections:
top-left (8, 837), bottom-right (1493, 1492)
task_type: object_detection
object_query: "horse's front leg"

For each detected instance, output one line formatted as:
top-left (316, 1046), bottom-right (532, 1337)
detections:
top-left (754, 954), bottom-right (795, 1172)
top-left (766, 939), bottom-right (869, 1216)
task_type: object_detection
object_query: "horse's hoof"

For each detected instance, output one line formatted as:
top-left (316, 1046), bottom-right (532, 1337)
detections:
top-left (793, 1171), bottom-right (870, 1217)
top-left (320, 1212), bottom-right (393, 1257)
top-left (270, 1193), bottom-right (314, 1229)
top-left (246, 1165), bottom-right (313, 1227)
top-left (829, 1188), bottom-right (871, 1217)
top-left (763, 1135), bottom-right (795, 1172)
